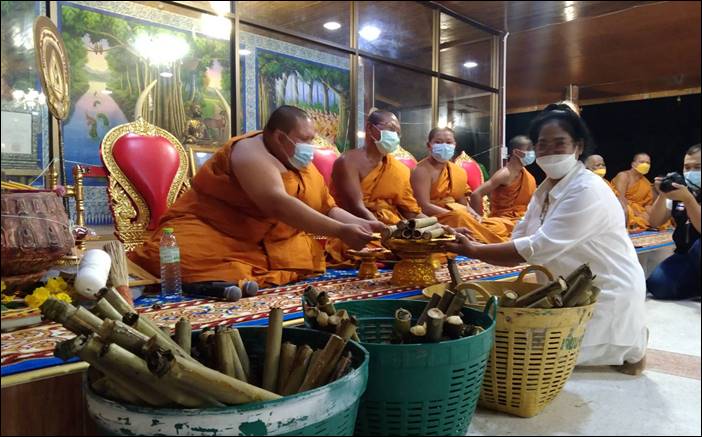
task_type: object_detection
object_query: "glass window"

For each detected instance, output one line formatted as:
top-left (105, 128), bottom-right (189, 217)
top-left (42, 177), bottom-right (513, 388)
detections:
top-left (439, 79), bottom-right (495, 171)
top-left (357, 1), bottom-right (433, 70)
top-left (240, 24), bottom-right (353, 151)
top-left (1, 1), bottom-right (49, 187)
top-left (359, 57), bottom-right (432, 158)
top-left (439, 13), bottom-right (494, 88)
top-left (237, 1), bottom-right (350, 47)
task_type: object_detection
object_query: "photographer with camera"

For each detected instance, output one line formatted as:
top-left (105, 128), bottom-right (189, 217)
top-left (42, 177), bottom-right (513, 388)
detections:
top-left (647, 144), bottom-right (701, 300)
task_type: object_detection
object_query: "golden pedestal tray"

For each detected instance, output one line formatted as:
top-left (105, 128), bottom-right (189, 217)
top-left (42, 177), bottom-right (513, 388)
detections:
top-left (382, 236), bottom-right (455, 287)
top-left (347, 248), bottom-right (392, 279)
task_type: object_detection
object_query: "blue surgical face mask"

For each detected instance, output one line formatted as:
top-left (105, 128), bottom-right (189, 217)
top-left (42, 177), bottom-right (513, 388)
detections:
top-left (373, 126), bottom-right (400, 155)
top-left (431, 143), bottom-right (455, 163)
top-left (684, 170), bottom-right (701, 189)
top-left (520, 150), bottom-right (536, 166)
top-left (283, 133), bottom-right (315, 170)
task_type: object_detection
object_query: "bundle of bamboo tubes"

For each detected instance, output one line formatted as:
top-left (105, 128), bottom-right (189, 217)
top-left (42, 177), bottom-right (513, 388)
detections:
top-left (43, 287), bottom-right (356, 408)
top-left (499, 264), bottom-right (600, 309)
top-left (381, 217), bottom-right (446, 241)
top-left (302, 285), bottom-right (361, 343)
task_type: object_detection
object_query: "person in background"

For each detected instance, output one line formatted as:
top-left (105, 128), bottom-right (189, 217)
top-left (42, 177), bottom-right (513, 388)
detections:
top-left (585, 154), bottom-right (628, 217)
top-left (410, 127), bottom-right (514, 243)
top-left (469, 135), bottom-right (537, 222)
top-left (446, 106), bottom-right (648, 374)
top-left (647, 144), bottom-right (701, 300)
top-left (613, 152), bottom-right (658, 232)
top-left (130, 106), bottom-right (384, 286)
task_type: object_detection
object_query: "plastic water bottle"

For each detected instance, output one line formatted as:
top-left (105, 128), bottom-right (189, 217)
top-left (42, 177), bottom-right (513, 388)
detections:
top-left (159, 227), bottom-right (182, 295)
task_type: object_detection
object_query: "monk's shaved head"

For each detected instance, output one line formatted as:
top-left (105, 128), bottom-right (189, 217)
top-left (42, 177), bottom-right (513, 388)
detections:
top-left (585, 154), bottom-right (605, 170)
top-left (368, 109), bottom-right (396, 126)
top-left (632, 153), bottom-right (650, 164)
top-left (264, 105), bottom-right (311, 134)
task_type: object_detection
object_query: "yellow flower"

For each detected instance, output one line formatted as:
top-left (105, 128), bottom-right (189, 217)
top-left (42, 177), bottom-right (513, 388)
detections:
top-left (25, 287), bottom-right (51, 308)
top-left (2, 294), bottom-right (13, 304)
top-left (46, 277), bottom-right (69, 292)
top-left (54, 292), bottom-right (72, 303)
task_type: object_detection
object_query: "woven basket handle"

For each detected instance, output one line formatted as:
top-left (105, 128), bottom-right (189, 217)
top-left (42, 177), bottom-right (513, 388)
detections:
top-left (457, 282), bottom-right (494, 301)
top-left (515, 264), bottom-right (554, 285)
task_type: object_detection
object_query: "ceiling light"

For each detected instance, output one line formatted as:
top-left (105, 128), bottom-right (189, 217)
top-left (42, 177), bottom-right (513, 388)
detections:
top-left (463, 61), bottom-right (478, 69)
top-left (209, 0), bottom-right (230, 16)
top-left (159, 72), bottom-right (173, 78)
top-left (239, 49), bottom-right (251, 56)
top-left (357, 131), bottom-right (366, 139)
top-left (359, 25), bottom-right (381, 41)
top-left (101, 89), bottom-right (113, 95)
top-left (324, 21), bottom-right (341, 31)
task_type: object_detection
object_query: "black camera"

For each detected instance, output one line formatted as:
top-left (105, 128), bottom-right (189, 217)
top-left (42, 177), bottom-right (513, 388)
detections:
top-left (659, 172), bottom-right (687, 193)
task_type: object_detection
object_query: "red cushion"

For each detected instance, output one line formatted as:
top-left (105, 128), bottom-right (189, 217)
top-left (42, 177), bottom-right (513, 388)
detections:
top-left (312, 149), bottom-right (338, 185)
top-left (459, 160), bottom-right (484, 192)
top-left (397, 157), bottom-right (417, 169)
top-left (110, 133), bottom-right (180, 230)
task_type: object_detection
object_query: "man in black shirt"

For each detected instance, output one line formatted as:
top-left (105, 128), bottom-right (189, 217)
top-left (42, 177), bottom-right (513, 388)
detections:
top-left (647, 144), bottom-right (701, 299)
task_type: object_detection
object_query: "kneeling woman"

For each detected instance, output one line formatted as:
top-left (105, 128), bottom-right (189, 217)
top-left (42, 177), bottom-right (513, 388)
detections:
top-left (447, 107), bottom-right (648, 373)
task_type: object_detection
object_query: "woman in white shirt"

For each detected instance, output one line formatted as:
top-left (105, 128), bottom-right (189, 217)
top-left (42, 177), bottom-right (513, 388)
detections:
top-left (447, 106), bottom-right (648, 374)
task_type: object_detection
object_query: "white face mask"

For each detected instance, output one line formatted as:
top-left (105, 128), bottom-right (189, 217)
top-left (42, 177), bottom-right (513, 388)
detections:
top-left (373, 126), bottom-right (400, 155)
top-left (536, 153), bottom-right (578, 179)
top-left (431, 143), bottom-right (455, 163)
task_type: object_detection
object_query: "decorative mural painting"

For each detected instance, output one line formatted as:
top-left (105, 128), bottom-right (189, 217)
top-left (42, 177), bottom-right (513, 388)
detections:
top-left (57, 1), bottom-right (231, 224)
top-left (0, 1), bottom-right (49, 186)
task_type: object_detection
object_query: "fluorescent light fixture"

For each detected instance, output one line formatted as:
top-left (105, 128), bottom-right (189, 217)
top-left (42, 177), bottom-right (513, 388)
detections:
top-left (101, 89), bottom-right (113, 95)
top-left (159, 72), bottom-right (173, 78)
top-left (463, 61), bottom-right (478, 69)
top-left (359, 25), bottom-right (381, 41)
top-left (324, 21), bottom-right (341, 31)
top-left (209, 0), bottom-right (230, 16)
top-left (357, 131), bottom-right (366, 139)
top-left (239, 49), bottom-right (251, 56)
top-left (200, 15), bottom-right (232, 40)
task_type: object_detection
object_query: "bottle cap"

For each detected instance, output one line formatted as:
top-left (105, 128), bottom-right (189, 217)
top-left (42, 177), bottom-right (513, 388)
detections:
top-left (163, 227), bottom-right (174, 234)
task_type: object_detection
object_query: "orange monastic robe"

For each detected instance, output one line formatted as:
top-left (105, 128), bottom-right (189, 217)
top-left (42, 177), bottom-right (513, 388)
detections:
top-left (431, 161), bottom-right (514, 243)
top-left (326, 155), bottom-right (422, 263)
top-left (489, 168), bottom-right (536, 220)
top-left (129, 132), bottom-right (336, 286)
top-left (612, 173), bottom-right (654, 232)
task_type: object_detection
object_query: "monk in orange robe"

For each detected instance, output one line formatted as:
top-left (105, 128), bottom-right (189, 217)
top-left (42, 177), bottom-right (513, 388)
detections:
top-left (613, 153), bottom-right (660, 232)
top-left (469, 135), bottom-right (536, 221)
top-left (326, 110), bottom-right (424, 263)
top-left (411, 127), bottom-right (514, 243)
top-left (130, 106), bottom-right (384, 286)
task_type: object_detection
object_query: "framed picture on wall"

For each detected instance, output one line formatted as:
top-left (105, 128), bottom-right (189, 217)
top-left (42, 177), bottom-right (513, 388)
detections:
top-left (188, 145), bottom-right (218, 177)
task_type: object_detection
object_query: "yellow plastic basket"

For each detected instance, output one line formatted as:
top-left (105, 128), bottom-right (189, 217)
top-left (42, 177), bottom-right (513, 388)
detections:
top-left (424, 265), bottom-right (595, 417)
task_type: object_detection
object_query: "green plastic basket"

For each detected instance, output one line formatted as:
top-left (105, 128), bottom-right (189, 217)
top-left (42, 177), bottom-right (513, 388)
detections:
top-left (86, 327), bottom-right (369, 436)
top-left (333, 297), bottom-right (497, 436)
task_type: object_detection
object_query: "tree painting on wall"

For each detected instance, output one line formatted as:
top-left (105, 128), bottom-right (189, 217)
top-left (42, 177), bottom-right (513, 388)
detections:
top-left (256, 49), bottom-right (350, 150)
top-left (59, 2), bottom-right (231, 183)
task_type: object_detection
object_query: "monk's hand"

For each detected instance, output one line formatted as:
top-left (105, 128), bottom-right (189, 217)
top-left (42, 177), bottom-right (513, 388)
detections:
top-left (340, 223), bottom-right (374, 250)
top-left (665, 183), bottom-right (694, 202)
top-left (444, 231), bottom-right (477, 257)
top-left (361, 220), bottom-right (387, 234)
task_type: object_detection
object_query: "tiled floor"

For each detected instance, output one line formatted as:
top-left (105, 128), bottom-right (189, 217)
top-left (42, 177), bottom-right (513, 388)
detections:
top-left (467, 297), bottom-right (702, 436)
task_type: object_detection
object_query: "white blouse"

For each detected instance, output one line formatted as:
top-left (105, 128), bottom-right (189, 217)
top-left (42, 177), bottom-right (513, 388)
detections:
top-left (512, 162), bottom-right (646, 350)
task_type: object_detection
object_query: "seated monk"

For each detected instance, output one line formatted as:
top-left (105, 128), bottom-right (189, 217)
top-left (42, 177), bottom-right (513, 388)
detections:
top-left (469, 135), bottom-right (536, 221)
top-left (585, 154), bottom-right (629, 219)
top-left (130, 106), bottom-right (385, 287)
top-left (612, 152), bottom-right (659, 232)
top-left (410, 127), bottom-right (514, 243)
top-left (326, 109), bottom-right (424, 263)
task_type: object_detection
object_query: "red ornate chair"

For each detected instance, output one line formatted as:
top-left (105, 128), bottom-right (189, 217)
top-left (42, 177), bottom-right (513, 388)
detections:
top-left (391, 145), bottom-right (418, 169)
top-left (74, 118), bottom-right (190, 251)
top-left (454, 151), bottom-right (490, 215)
top-left (310, 135), bottom-right (340, 185)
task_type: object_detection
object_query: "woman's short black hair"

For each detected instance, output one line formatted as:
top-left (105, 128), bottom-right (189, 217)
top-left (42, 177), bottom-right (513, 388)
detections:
top-left (528, 106), bottom-right (595, 158)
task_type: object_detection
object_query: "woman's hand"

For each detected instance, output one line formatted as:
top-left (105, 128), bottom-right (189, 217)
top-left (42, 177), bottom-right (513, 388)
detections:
top-left (444, 231), bottom-right (478, 257)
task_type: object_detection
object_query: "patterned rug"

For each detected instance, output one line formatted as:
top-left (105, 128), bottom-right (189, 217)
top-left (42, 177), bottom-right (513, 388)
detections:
top-left (0, 231), bottom-right (673, 377)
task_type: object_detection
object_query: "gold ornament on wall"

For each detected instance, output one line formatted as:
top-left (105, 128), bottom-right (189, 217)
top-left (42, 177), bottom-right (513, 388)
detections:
top-left (33, 16), bottom-right (70, 121)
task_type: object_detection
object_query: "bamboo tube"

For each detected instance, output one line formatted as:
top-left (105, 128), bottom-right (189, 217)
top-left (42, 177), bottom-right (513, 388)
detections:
top-left (588, 286), bottom-right (601, 305)
top-left (298, 335), bottom-right (346, 391)
top-left (328, 315), bottom-right (341, 331)
top-left (303, 285), bottom-right (320, 306)
top-left (305, 306), bottom-right (319, 324)
top-left (563, 275), bottom-right (594, 307)
top-left (336, 309), bottom-right (350, 321)
top-left (316, 310), bottom-right (329, 329)
top-left (411, 229), bottom-right (423, 239)
top-left (263, 307), bottom-right (283, 392)
top-left (501, 290), bottom-right (519, 307)
top-left (515, 277), bottom-right (568, 307)
top-left (381, 225), bottom-right (398, 240)
top-left (417, 293), bottom-right (442, 326)
top-left (330, 351), bottom-right (353, 382)
top-left (574, 290), bottom-right (593, 307)
top-left (277, 342), bottom-right (298, 394)
top-left (565, 263), bottom-right (592, 285)
top-left (97, 287), bottom-right (133, 316)
top-left (281, 345), bottom-right (314, 395)
top-left (408, 217), bottom-right (438, 229)
top-left (317, 292), bottom-right (336, 315)
top-left (401, 228), bottom-right (414, 239)
top-left (445, 316), bottom-right (464, 339)
top-left (94, 298), bottom-right (123, 321)
top-left (426, 308), bottom-right (445, 342)
top-left (123, 312), bottom-right (193, 362)
top-left (41, 298), bottom-right (103, 335)
top-left (445, 290), bottom-right (467, 317)
top-left (437, 290), bottom-right (456, 313)
top-left (409, 324), bottom-right (427, 343)
top-left (215, 328), bottom-right (236, 378)
top-left (197, 329), bottom-right (215, 366)
top-left (420, 227), bottom-right (445, 240)
top-left (103, 240), bottom-right (133, 305)
top-left (397, 220), bottom-right (408, 230)
top-left (393, 308), bottom-right (412, 343)
top-left (175, 318), bottom-right (192, 356)
top-left (337, 317), bottom-right (358, 342)
top-left (228, 329), bottom-right (250, 381)
top-left (470, 325), bottom-right (485, 336)
top-left (147, 346), bottom-right (280, 404)
top-left (160, 326), bottom-right (171, 336)
top-left (99, 377), bottom-right (142, 404)
top-left (417, 222), bottom-right (443, 233)
top-left (98, 319), bottom-right (150, 356)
